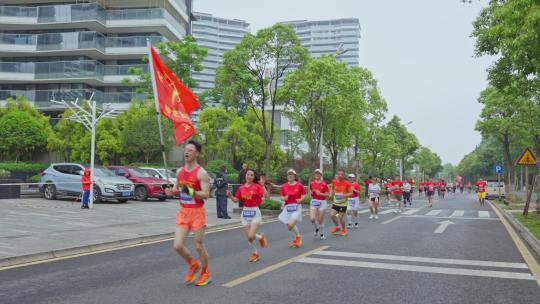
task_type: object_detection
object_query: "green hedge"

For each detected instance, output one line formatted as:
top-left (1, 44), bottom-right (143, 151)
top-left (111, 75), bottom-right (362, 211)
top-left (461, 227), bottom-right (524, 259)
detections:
top-left (260, 199), bottom-right (282, 210)
top-left (0, 162), bottom-right (48, 172)
top-left (0, 169), bottom-right (9, 178)
top-left (206, 160), bottom-right (238, 175)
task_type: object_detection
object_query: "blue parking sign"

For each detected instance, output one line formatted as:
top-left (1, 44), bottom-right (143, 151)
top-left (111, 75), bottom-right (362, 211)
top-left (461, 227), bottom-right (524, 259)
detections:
top-left (493, 165), bottom-right (504, 174)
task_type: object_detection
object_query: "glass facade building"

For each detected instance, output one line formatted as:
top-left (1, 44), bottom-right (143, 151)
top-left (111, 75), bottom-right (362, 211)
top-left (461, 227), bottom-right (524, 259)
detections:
top-left (281, 18), bottom-right (361, 67)
top-left (0, 0), bottom-right (191, 110)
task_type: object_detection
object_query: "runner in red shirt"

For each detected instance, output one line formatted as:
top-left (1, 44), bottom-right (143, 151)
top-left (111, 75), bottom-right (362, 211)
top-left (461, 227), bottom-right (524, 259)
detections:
top-left (425, 179), bottom-right (435, 207)
top-left (309, 169), bottom-right (330, 240)
top-left (408, 179), bottom-right (416, 203)
top-left (418, 181), bottom-right (424, 197)
top-left (347, 174), bottom-right (362, 229)
top-left (391, 177), bottom-right (404, 214)
top-left (467, 181), bottom-right (472, 194)
top-left (476, 178), bottom-right (488, 206)
top-left (228, 169), bottom-right (269, 262)
top-left (439, 179), bottom-right (447, 199)
top-left (279, 169), bottom-right (307, 248)
top-left (364, 176), bottom-right (373, 201)
top-left (383, 179), bottom-right (391, 203)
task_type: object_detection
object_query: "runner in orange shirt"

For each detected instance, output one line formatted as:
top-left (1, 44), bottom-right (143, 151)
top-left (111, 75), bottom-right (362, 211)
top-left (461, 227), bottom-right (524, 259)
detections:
top-left (330, 170), bottom-right (353, 236)
top-left (172, 140), bottom-right (212, 286)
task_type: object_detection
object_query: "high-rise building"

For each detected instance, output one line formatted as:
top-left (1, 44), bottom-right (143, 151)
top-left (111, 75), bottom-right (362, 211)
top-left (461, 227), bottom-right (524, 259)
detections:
top-left (191, 12), bottom-right (249, 95)
top-left (280, 18), bottom-right (361, 67)
top-left (0, 0), bottom-right (192, 112)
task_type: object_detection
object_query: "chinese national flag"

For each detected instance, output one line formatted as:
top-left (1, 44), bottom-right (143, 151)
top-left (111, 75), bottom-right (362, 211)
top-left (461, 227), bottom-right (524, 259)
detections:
top-left (149, 46), bottom-right (199, 145)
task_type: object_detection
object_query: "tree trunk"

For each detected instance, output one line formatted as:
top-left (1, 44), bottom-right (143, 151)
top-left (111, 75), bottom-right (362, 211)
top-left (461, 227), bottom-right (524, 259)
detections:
top-left (535, 144), bottom-right (540, 213)
top-left (354, 136), bottom-right (360, 177)
top-left (501, 134), bottom-right (516, 203)
top-left (265, 137), bottom-right (272, 178)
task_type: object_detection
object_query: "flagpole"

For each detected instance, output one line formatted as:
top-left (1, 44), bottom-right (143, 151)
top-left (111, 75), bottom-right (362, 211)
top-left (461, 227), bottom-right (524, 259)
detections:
top-left (147, 39), bottom-right (171, 185)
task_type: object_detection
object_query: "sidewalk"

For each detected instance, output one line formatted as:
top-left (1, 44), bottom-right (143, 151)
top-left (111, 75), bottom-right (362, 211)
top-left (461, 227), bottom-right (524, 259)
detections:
top-left (0, 197), bottom-right (240, 267)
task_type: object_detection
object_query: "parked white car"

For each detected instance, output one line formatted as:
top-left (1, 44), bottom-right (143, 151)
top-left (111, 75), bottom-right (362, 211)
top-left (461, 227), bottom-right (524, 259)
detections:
top-left (140, 167), bottom-right (177, 185)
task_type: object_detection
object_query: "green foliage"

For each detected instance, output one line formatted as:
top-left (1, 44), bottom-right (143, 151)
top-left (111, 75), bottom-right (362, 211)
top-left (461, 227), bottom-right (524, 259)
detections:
top-left (30, 174), bottom-right (41, 183)
top-left (0, 162), bottom-right (48, 172)
top-left (207, 160), bottom-right (237, 175)
top-left (260, 199), bottom-right (282, 210)
top-left (413, 147), bottom-right (443, 179)
top-left (215, 24), bottom-right (309, 177)
top-left (118, 101), bottom-right (173, 164)
top-left (0, 111), bottom-right (48, 161)
top-left (0, 169), bottom-right (9, 178)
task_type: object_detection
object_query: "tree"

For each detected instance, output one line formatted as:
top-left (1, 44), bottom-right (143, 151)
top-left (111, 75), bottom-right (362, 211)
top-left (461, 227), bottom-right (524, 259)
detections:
top-left (117, 101), bottom-right (174, 164)
top-left (123, 37), bottom-right (208, 97)
top-left (215, 24), bottom-right (309, 177)
top-left (198, 107), bottom-right (235, 163)
top-left (0, 111), bottom-right (48, 161)
top-left (413, 147), bottom-right (443, 179)
top-left (386, 116), bottom-right (420, 175)
top-left (476, 87), bottom-right (526, 201)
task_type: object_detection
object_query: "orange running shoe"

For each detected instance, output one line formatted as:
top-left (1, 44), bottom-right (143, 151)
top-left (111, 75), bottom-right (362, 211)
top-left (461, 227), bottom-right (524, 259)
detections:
top-left (331, 226), bottom-right (341, 235)
top-left (288, 238), bottom-right (298, 248)
top-left (295, 235), bottom-right (302, 247)
top-left (341, 228), bottom-right (347, 236)
top-left (195, 270), bottom-right (212, 286)
top-left (259, 233), bottom-right (268, 248)
top-left (249, 252), bottom-right (260, 262)
top-left (184, 260), bottom-right (200, 284)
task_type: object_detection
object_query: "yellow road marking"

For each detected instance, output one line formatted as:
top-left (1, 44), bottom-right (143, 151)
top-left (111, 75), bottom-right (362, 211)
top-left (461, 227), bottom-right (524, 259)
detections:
top-left (0, 218), bottom-right (280, 271)
top-left (488, 201), bottom-right (540, 287)
top-left (222, 245), bottom-right (329, 288)
top-left (382, 216), bottom-right (401, 225)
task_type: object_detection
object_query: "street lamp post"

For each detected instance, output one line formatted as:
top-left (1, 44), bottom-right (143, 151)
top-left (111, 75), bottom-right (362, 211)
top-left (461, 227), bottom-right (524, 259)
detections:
top-left (52, 93), bottom-right (120, 209)
top-left (319, 43), bottom-right (349, 172)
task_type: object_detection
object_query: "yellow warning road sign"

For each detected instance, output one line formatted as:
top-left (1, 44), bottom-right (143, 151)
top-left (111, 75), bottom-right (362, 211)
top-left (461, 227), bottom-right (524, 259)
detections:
top-left (516, 148), bottom-right (537, 166)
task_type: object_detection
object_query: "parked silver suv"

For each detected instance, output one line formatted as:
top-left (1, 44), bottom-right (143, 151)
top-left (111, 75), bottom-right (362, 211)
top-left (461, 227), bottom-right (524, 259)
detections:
top-left (39, 163), bottom-right (134, 203)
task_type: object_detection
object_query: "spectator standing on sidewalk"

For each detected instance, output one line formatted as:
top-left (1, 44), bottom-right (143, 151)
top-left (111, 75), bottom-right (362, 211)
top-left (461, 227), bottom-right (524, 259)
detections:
top-left (81, 168), bottom-right (91, 209)
top-left (215, 166), bottom-right (231, 219)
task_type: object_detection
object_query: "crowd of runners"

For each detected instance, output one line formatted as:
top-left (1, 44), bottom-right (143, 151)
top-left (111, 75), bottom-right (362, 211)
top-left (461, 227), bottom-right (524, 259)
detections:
top-left (169, 140), bottom-right (490, 286)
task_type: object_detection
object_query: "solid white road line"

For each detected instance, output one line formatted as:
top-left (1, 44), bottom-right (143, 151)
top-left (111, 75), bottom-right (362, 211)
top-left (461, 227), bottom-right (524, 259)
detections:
top-left (403, 215), bottom-right (499, 221)
top-left (425, 210), bottom-right (442, 216)
top-left (359, 209), bottom-right (370, 214)
top-left (402, 208), bottom-right (420, 215)
top-left (450, 210), bottom-right (464, 217)
top-left (478, 211), bottom-right (490, 218)
top-left (313, 250), bottom-right (529, 269)
top-left (379, 209), bottom-right (396, 214)
top-left (297, 257), bottom-right (534, 281)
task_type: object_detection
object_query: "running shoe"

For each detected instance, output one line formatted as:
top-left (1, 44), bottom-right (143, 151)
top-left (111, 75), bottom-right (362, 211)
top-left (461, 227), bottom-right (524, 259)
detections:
top-left (320, 234), bottom-right (326, 240)
top-left (249, 252), bottom-right (260, 263)
top-left (369, 214), bottom-right (374, 219)
top-left (354, 223), bottom-right (359, 229)
top-left (374, 215), bottom-right (379, 219)
top-left (341, 228), bottom-right (347, 236)
top-left (184, 260), bottom-right (200, 284)
top-left (258, 233), bottom-right (268, 248)
top-left (295, 235), bottom-right (302, 247)
top-left (331, 226), bottom-right (341, 235)
top-left (195, 271), bottom-right (212, 286)
top-left (346, 223), bottom-right (352, 229)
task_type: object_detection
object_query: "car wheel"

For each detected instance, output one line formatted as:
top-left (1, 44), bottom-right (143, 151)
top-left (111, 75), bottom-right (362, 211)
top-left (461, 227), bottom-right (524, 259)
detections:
top-left (93, 186), bottom-right (102, 204)
top-left (135, 186), bottom-right (148, 201)
top-left (158, 197), bottom-right (167, 201)
top-left (43, 183), bottom-right (56, 200)
top-left (117, 199), bottom-right (128, 203)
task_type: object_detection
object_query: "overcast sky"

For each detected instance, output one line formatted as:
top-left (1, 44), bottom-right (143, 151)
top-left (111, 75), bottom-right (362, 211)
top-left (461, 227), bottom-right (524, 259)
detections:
top-left (194, 0), bottom-right (493, 165)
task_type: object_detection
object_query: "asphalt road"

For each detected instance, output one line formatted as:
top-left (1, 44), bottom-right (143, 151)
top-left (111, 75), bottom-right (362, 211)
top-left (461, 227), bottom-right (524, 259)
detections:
top-left (1, 193), bottom-right (539, 304)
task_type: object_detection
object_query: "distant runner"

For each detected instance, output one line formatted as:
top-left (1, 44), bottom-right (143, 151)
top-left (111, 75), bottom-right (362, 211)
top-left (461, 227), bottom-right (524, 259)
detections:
top-left (476, 178), bottom-right (487, 206)
top-left (347, 174), bottom-right (362, 229)
top-left (368, 178), bottom-right (381, 219)
top-left (309, 169), bottom-right (330, 240)
top-left (330, 170), bottom-right (353, 236)
top-left (279, 169), bottom-right (307, 248)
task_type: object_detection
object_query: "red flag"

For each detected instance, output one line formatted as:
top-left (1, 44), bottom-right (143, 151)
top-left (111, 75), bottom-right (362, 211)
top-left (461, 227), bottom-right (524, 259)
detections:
top-left (149, 46), bottom-right (199, 145)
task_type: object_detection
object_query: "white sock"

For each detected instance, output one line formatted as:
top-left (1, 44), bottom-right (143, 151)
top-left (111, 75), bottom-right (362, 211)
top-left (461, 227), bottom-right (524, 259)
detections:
top-left (249, 241), bottom-right (258, 253)
top-left (293, 226), bottom-right (300, 236)
top-left (347, 214), bottom-right (352, 224)
top-left (319, 223), bottom-right (325, 234)
top-left (255, 233), bottom-right (262, 240)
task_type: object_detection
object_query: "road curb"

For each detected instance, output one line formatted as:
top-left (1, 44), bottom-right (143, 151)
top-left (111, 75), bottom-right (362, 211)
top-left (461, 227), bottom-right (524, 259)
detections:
top-left (0, 221), bottom-right (244, 269)
top-left (490, 201), bottom-right (540, 260)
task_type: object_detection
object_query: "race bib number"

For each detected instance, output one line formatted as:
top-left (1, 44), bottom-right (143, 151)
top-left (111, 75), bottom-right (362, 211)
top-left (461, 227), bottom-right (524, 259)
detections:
top-left (335, 193), bottom-right (344, 201)
top-left (348, 199), bottom-right (356, 207)
top-left (242, 210), bottom-right (256, 218)
top-left (180, 192), bottom-right (195, 204)
top-left (286, 205), bottom-right (298, 212)
top-left (311, 200), bottom-right (322, 207)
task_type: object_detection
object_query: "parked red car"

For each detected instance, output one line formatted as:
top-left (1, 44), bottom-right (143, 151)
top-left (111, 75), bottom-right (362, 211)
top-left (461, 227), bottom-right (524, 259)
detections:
top-left (108, 166), bottom-right (172, 201)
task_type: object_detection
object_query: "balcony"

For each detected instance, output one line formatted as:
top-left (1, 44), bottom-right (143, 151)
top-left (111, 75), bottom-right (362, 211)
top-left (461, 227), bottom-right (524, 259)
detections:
top-left (0, 60), bottom-right (147, 86)
top-left (0, 89), bottom-right (146, 110)
top-left (0, 4), bottom-right (187, 41)
top-left (0, 32), bottom-right (164, 59)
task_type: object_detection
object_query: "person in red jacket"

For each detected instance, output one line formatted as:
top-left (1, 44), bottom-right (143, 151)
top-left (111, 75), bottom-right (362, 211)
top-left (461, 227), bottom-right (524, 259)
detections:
top-left (81, 168), bottom-right (92, 209)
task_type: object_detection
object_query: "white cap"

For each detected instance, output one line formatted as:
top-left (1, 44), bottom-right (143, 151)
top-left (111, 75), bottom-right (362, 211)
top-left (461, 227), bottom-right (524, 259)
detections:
top-left (314, 169), bottom-right (323, 175)
top-left (348, 174), bottom-right (356, 178)
top-left (287, 169), bottom-right (297, 175)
